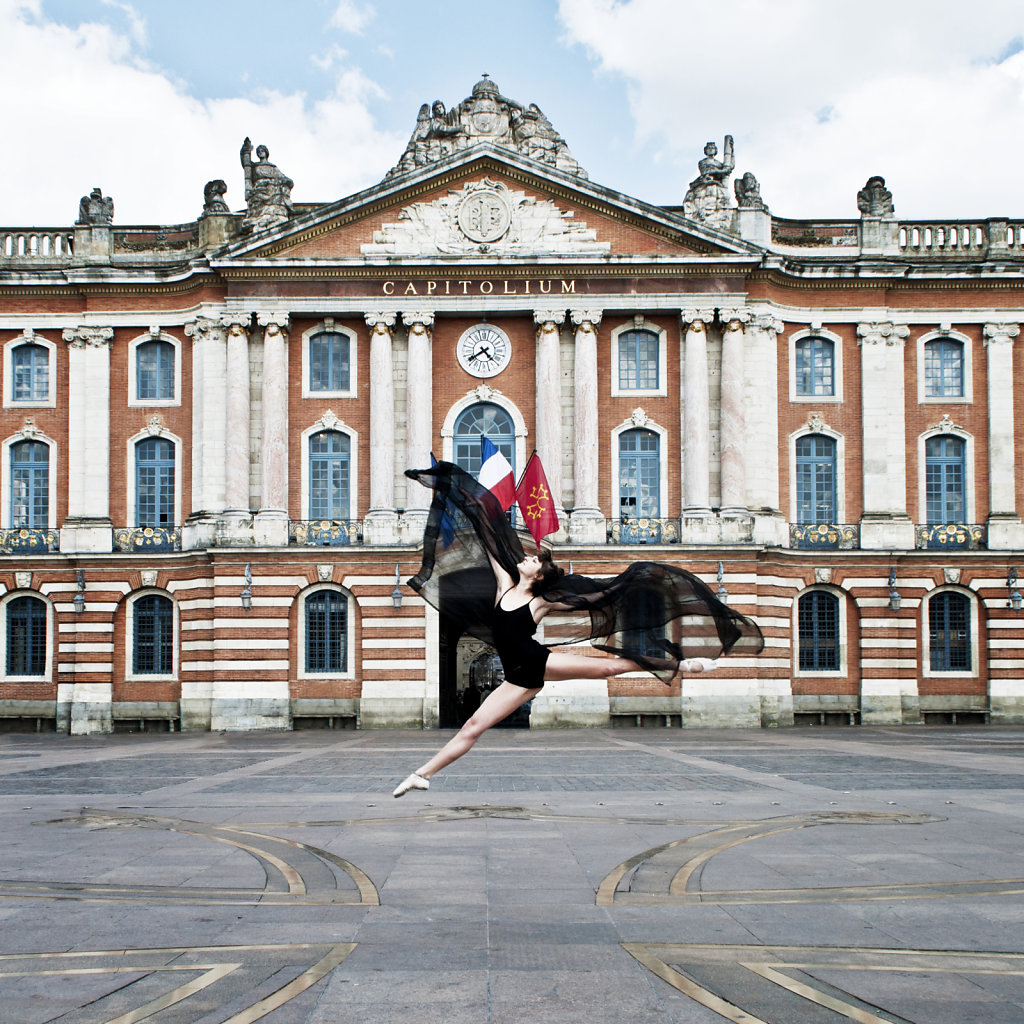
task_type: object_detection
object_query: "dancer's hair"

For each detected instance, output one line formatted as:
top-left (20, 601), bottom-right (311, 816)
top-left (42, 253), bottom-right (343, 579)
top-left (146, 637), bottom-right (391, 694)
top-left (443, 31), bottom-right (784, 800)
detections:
top-left (531, 549), bottom-right (565, 595)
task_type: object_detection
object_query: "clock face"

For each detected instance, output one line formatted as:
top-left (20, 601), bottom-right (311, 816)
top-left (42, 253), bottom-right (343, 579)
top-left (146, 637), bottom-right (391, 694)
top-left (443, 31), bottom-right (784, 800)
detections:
top-left (457, 324), bottom-right (511, 378)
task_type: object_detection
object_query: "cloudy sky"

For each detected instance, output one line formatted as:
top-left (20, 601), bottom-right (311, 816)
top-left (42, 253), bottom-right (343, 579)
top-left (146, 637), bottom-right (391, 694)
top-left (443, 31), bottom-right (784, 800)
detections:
top-left (4, 0), bottom-right (1024, 227)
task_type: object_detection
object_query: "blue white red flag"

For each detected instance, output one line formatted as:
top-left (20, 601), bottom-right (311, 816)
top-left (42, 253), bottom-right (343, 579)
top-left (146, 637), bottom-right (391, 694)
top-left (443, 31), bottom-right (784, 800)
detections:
top-left (478, 436), bottom-right (516, 511)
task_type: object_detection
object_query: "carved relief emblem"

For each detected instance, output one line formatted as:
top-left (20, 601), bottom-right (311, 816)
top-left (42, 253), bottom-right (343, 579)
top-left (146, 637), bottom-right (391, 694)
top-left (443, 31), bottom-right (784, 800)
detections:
top-left (317, 565), bottom-right (333, 582)
top-left (15, 571), bottom-right (32, 590)
top-left (814, 568), bottom-right (832, 584)
top-left (457, 189), bottom-right (511, 243)
top-left (141, 570), bottom-right (158, 588)
top-left (470, 97), bottom-right (502, 135)
top-left (944, 568), bottom-right (961, 584)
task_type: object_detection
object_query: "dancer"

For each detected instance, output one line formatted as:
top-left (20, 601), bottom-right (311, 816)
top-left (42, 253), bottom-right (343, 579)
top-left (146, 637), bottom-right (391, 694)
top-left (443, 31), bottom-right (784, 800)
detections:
top-left (393, 462), bottom-right (762, 797)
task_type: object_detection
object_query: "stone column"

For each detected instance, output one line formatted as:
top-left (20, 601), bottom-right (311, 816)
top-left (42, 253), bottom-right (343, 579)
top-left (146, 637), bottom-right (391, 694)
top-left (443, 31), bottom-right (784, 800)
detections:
top-left (364, 312), bottom-right (399, 545)
top-left (858, 321), bottom-right (913, 549)
top-left (984, 323), bottom-right (1024, 548)
top-left (570, 309), bottom-right (605, 544)
top-left (535, 310), bottom-right (565, 528)
top-left (223, 314), bottom-right (252, 525)
top-left (255, 312), bottom-right (290, 545)
top-left (681, 309), bottom-right (715, 517)
top-left (404, 311), bottom-right (434, 512)
top-left (184, 316), bottom-right (228, 546)
top-left (62, 326), bottom-right (114, 553)
top-left (718, 308), bottom-right (751, 517)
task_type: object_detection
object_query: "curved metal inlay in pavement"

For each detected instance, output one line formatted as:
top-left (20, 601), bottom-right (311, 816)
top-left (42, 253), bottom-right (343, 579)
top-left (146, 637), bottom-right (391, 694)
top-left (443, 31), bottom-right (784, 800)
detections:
top-left (4, 809), bottom-right (379, 906)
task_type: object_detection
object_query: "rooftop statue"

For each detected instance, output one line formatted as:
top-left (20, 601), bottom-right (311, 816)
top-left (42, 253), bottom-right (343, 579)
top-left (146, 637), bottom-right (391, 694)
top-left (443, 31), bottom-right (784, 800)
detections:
top-left (240, 138), bottom-right (294, 232)
top-left (734, 171), bottom-right (768, 212)
top-left (387, 75), bottom-right (587, 179)
top-left (684, 136), bottom-right (736, 231)
top-left (857, 175), bottom-right (894, 217)
top-left (76, 187), bottom-right (114, 226)
top-left (202, 179), bottom-right (230, 216)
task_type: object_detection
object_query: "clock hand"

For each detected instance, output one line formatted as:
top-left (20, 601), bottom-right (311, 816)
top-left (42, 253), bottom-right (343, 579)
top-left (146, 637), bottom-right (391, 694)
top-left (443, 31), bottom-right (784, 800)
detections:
top-left (471, 344), bottom-right (494, 360)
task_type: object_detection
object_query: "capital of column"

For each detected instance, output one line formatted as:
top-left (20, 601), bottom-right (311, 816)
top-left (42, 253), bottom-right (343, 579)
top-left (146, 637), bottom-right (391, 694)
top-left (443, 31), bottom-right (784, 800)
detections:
top-left (62, 326), bottom-right (113, 349)
top-left (857, 321), bottom-right (909, 347)
top-left (984, 322), bottom-right (1020, 346)
top-left (220, 312), bottom-right (251, 335)
top-left (747, 313), bottom-right (784, 335)
top-left (185, 316), bottom-right (226, 343)
top-left (717, 308), bottom-right (752, 329)
top-left (256, 311), bottom-right (289, 330)
top-left (570, 309), bottom-right (602, 329)
top-left (680, 309), bottom-right (715, 331)
top-left (534, 309), bottom-right (566, 328)
top-left (403, 310), bottom-right (435, 329)
top-left (365, 312), bottom-right (396, 336)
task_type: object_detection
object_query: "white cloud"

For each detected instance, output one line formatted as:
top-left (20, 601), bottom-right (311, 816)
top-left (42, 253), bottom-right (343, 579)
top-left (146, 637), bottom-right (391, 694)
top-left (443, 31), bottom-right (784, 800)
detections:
top-left (328, 0), bottom-right (375, 35)
top-left (0, 2), bottom-right (403, 225)
top-left (557, 0), bottom-right (1024, 217)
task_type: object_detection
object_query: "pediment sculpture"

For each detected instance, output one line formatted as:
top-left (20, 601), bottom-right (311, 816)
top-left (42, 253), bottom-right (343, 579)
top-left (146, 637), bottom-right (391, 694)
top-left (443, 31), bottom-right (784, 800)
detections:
top-left (683, 136), bottom-right (736, 231)
top-left (386, 76), bottom-right (587, 179)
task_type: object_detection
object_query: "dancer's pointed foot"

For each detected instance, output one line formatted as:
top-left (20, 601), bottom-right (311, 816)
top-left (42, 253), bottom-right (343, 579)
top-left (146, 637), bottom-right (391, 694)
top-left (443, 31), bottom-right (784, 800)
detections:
top-left (682, 657), bottom-right (719, 673)
top-left (393, 772), bottom-right (430, 798)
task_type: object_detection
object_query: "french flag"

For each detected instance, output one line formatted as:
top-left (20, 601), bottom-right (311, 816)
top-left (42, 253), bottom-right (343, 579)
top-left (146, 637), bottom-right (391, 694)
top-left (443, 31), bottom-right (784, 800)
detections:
top-left (479, 436), bottom-right (516, 511)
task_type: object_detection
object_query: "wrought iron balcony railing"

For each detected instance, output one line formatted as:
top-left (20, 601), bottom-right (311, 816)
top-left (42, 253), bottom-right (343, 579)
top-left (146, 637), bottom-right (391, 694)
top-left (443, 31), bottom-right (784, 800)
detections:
top-left (915, 523), bottom-right (987, 550)
top-left (609, 517), bottom-right (681, 545)
top-left (113, 526), bottom-right (181, 552)
top-left (0, 527), bottom-right (59, 554)
top-left (790, 523), bottom-right (860, 550)
top-left (289, 520), bottom-right (362, 546)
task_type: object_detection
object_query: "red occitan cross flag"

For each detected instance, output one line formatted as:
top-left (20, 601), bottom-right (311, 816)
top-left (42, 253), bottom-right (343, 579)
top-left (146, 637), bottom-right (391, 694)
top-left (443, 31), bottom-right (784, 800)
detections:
top-left (515, 452), bottom-right (560, 544)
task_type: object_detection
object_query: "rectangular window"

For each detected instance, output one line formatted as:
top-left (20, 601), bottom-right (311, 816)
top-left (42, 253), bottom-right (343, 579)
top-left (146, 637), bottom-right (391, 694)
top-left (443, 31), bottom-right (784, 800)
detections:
top-left (795, 338), bottom-right (834, 397)
top-left (12, 346), bottom-right (48, 402)
top-left (925, 341), bottom-right (964, 398)
top-left (310, 333), bottom-right (350, 392)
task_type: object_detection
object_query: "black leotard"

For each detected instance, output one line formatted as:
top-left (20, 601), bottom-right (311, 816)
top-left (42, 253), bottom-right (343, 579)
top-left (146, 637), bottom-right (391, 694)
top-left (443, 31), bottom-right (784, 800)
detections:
top-left (492, 595), bottom-right (549, 690)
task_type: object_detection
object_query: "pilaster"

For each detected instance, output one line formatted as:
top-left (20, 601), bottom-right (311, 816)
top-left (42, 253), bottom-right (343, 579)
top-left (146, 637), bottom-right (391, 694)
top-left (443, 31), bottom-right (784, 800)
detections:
top-left (569, 309), bottom-right (605, 544)
top-left (680, 309), bottom-right (715, 516)
top-left (984, 323), bottom-right (1024, 548)
top-left (718, 308), bottom-right (750, 516)
top-left (364, 312), bottom-right (399, 545)
top-left (255, 312), bottom-right (290, 546)
top-left (404, 311), bottom-right (434, 514)
top-left (534, 309), bottom-right (566, 534)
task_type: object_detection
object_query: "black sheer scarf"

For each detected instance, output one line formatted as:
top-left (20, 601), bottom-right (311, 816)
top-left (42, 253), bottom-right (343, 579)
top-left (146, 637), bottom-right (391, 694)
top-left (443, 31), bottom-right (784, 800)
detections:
top-left (405, 462), bottom-right (764, 684)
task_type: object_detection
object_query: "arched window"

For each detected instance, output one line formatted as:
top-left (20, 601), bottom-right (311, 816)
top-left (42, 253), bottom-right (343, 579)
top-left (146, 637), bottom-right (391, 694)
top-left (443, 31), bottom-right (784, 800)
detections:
top-left (135, 437), bottom-right (175, 526)
top-left (6, 595), bottom-right (46, 676)
top-left (309, 331), bottom-right (350, 392)
top-left (12, 344), bottom-right (48, 402)
top-left (135, 339), bottom-right (175, 401)
top-left (925, 435), bottom-right (965, 524)
top-left (798, 591), bottom-right (839, 671)
top-left (795, 434), bottom-right (836, 524)
top-left (618, 328), bottom-right (660, 391)
top-left (795, 337), bottom-right (834, 397)
top-left (10, 440), bottom-right (49, 528)
top-left (309, 430), bottom-right (350, 520)
top-left (305, 590), bottom-right (348, 673)
top-left (618, 428), bottom-right (660, 518)
top-left (924, 339), bottom-right (964, 398)
top-left (132, 594), bottom-right (174, 675)
top-left (929, 591), bottom-right (970, 671)
top-left (453, 403), bottom-right (515, 477)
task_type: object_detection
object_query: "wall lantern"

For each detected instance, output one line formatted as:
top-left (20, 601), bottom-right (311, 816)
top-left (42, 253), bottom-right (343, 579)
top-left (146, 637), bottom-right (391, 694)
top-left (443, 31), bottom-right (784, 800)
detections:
top-left (73, 570), bottom-right (86, 614)
top-left (888, 567), bottom-right (902, 611)
top-left (716, 561), bottom-right (729, 605)
top-left (240, 564), bottom-right (253, 611)
top-left (1009, 568), bottom-right (1023, 611)
top-left (391, 564), bottom-right (403, 609)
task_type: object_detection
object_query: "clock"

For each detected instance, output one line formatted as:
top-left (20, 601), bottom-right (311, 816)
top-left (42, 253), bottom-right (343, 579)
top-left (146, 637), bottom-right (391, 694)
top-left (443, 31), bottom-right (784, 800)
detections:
top-left (456, 323), bottom-right (511, 378)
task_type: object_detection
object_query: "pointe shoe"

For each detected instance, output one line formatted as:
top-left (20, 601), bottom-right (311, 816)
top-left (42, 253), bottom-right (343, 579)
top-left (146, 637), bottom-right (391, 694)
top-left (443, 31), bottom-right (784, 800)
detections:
top-left (393, 772), bottom-right (430, 798)
top-left (683, 657), bottom-right (719, 673)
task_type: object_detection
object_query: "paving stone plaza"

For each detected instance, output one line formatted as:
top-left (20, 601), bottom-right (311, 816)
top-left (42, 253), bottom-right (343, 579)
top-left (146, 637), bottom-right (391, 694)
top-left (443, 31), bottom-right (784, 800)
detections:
top-left (3, 725), bottom-right (1024, 1022)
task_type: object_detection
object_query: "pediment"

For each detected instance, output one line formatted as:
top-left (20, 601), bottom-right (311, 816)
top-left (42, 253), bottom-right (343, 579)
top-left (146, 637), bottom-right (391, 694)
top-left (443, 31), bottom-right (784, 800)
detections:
top-left (217, 149), bottom-right (761, 265)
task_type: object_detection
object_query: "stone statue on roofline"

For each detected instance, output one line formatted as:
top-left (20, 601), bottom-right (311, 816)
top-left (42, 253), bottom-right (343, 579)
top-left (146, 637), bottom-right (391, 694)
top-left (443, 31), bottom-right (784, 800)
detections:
top-left (734, 171), bottom-right (768, 212)
top-left (76, 187), bottom-right (114, 225)
top-left (683, 135), bottom-right (736, 231)
top-left (857, 175), bottom-right (894, 217)
top-left (201, 179), bottom-right (229, 216)
top-left (240, 138), bottom-right (294, 232)
top-left (386, 75), bottom-right (587, 179)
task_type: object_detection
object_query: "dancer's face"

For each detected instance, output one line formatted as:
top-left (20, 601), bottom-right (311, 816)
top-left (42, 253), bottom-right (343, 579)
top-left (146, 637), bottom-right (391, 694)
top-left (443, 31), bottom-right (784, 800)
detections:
top-left (518, 554), bottom-right (542, 580)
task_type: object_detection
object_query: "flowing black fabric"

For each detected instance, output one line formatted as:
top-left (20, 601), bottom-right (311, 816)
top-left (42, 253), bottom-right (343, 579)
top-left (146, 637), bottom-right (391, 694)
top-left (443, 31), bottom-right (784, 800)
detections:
top-left (405, 462), bottom-right (764, 684)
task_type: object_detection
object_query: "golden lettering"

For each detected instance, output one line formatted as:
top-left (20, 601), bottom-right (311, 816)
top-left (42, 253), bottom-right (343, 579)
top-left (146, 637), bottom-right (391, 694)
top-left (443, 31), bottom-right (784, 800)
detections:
top-left (503, 280), bottom-right (517, 294)
top-left (480, 281), bottom-right (493, 294)
top-left (382, 281), bottom-right (395, 295)
top-left (561, 280), bottom-right (575, 293)
top-left (460, 281), bottom-right (470, 294)
top-left (538, 280), bottom-right (551, 294)
top-left (426, 281), bottom-right (437, 294)
top-left (404, 283), bottom-right (418, 295)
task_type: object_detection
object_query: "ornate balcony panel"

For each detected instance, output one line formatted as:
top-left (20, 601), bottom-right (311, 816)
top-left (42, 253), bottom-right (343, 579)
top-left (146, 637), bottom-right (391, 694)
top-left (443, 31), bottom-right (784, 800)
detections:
top-left (113, 526), bottom-right (181, 553)
top-left (609, 517), bottom-right (680, 545)
top-left (916, 523), bottom-right (987, 550)
top-left (289, 520), bottom-right (361, 546)
top-left (0, 528), bottom-right (59, 554)
top-left (790, 524), bottom-right (860, 550)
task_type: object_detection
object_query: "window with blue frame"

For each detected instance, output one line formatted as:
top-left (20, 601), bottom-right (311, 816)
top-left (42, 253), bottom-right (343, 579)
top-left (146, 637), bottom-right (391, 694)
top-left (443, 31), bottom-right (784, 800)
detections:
top-left (929, 591), bottom-right (970, 671)
top-left (924, 339), bottom-right (964, 398)
top-left (453, 403), bottom-right (515, 477)
top-left (10, 440), bottom-right (48, 528)
top-left (925, 435), bottom-right (965, 524)
top-left (619, 428), bottom-right (660, 518)
top-left (132, 594), bottom-right (174, 675)
top-left (795, 434), bottom-right (836, 524)
top-left (136, 340), bottom-right (175, 401)
top-left (305, 590), bottom-right (347, 673)
top-left (309, 331), bottom-right (350, 392)
top-left (6, 595), bottom-right (46, 676)
top-left (798, 591), bottom-right (839, 671)
top-left (795, 337), bottom-right (834, 397)
top-left (309, 430), bottom-right (350, 520)
top-left (12, 344), bottom-right (48, 402)
top-left (135, 437), bottom-right (175, 526)
top-left (618, 328), bottom-right (659, 390)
